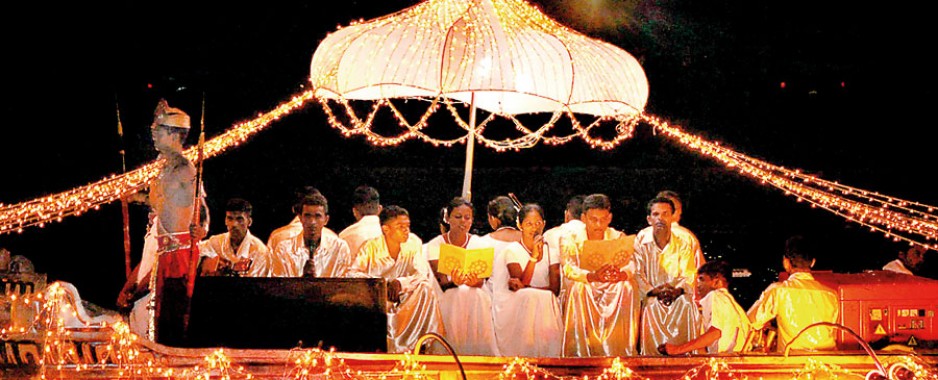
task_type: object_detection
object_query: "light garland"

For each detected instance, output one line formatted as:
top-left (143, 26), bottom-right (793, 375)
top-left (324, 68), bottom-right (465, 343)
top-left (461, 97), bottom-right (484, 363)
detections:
top-left (644, 115), bottom-right (938, 250)
top-left (0, 91), bottom-right (314, 235)
top-left (285, 347), bottom-right (359, 380)
top-left (2, 292), bottom-right (930, 380)
top-left (181, 349), bottom-right (254, 380)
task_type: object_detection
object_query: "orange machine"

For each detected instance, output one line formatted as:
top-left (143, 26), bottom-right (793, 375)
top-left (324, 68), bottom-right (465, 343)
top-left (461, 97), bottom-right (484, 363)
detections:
top-left (810, 270), bottom-right (938, 350)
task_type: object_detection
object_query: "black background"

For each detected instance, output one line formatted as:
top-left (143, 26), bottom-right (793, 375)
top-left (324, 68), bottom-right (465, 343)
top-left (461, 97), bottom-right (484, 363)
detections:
top-left (2, 0), bottom-right (936, 310)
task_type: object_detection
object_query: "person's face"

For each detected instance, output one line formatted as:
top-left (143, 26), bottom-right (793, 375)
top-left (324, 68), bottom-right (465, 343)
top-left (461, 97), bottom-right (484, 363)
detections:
top-left (902, 246), bottom-right (927, 270)
top-left (696, 273), bottom-right (721, 298)
top-left (582, 208), bottom-right (612, 238)
top-left (382, 215), bottom-right (411, 244)
top-left (518, 210), bottom-right (545, 238)
top-left (150, 126), bottom-right (176, 152)
top-left (646, 202), bottom-right (674, 232)
top-left (224, 211), bottom-right (251, 242)
top-left (300, 205), bottom-right (329, 240)
top-left (447, 205), bottom-right (473, 234)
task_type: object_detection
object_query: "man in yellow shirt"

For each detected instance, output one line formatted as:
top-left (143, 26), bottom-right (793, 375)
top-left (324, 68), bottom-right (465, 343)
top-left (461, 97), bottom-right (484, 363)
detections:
top-left (748, 235), bottom-right (839, 351)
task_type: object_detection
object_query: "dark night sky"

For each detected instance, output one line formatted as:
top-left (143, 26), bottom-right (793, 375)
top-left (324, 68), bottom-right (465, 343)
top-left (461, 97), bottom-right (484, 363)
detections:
top-left (2, 0), bottom-right (936, 308)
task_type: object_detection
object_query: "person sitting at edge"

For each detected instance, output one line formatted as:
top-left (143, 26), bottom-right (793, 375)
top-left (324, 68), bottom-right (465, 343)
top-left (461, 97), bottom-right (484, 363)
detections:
top-left (660, 260), bottom-right (750, 355)
top-left (748, 235), bottom-right (840, 351)
top-left (349, 205), bottom-right (446, 354)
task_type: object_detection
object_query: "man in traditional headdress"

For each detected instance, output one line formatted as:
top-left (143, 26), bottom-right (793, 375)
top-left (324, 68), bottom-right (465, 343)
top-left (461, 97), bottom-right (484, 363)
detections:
top-left (117, 99), bottom-right (206, 343)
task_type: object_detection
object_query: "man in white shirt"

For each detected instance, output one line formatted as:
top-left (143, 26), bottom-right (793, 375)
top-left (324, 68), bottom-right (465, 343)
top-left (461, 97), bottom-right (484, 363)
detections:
top-left (255, 193), bottom-right (351, 277)
top-left (197, 198), bottom-right (267, 277)
top-left (267, 186), bottom-right (337, 251)
top-left (339, 185), bottom-right (383, 257)
top-left (543, 194), bottom-right (585, 304)
top-left (660, 260), bottom-right (750, 355)
top-left (882, 245), bottom-right (927, 275)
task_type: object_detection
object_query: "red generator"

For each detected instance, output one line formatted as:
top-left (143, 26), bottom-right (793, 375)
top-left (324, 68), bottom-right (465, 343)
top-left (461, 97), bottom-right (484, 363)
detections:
top-left (810, 270), bottom-right (938, 350)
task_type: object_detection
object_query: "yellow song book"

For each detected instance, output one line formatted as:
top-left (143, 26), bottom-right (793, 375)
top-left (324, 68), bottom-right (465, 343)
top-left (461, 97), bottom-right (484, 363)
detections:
top-left (438, 244), bottom-right (495, 279)
top-left (578, 235), bottom-right (635, 272)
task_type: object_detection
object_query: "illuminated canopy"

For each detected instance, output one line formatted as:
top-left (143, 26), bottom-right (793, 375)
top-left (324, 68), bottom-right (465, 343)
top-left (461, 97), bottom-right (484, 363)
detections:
top-left (310, 0), bottom-right (649, 117)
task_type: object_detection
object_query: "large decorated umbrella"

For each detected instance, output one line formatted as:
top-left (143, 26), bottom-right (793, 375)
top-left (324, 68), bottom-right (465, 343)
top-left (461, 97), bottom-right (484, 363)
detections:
top-left (311, 0), bottom-right (650, 199)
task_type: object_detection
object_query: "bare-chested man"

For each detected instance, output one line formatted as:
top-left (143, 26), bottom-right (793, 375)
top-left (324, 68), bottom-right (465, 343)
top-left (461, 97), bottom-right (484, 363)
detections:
top-left (117, 99), bottom-right (205, 343)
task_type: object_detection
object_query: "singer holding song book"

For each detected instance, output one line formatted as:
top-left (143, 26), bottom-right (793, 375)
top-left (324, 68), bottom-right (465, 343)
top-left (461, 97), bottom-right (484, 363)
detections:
top-left (491, 203), bottom-right (563, 357)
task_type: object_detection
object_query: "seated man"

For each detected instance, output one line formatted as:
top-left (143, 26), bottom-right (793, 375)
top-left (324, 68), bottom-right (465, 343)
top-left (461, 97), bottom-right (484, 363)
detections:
top-left (560, 194), bottom-right (638, 357)
top-left (338, 185), bottom-right (383, 257)
top-left (660, 260), bottom-right (750, 355)
top-left (254, 193), bottom-right (351, 277)
top-left (634, 196), bottom-right (703, 355)
top-left (267, 186), bottom-right (338, 250)
top-left (748, 235), bottom-right (839, 351)
top-left (198, 198), bottom-right (268, 277)
top-left (348, 205), bottom-right (446, 354)
top-left (882, 244), bottom-right (928, 275)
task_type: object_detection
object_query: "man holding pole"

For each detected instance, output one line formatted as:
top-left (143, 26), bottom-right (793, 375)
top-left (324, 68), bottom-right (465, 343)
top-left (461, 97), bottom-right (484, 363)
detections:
top-left (117, 99), bottom-right (205, 344)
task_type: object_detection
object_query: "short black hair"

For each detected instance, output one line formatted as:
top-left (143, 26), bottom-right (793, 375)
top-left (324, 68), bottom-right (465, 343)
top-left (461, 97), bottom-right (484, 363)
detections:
top-left (297, 193), bottom-right (329, 215)
top-left (698, 260), bottom-right (732, 286)
top-left (566, 194), bottom-right (587, 219)
top-left (582, 193), bottom-right (611, 212)
top-left (645, 196), bottom-right (675, 215)
top-left (225, 198), bottom-right (253, 216)
top-left (292, 186), bottom-right (322, 214)
top-left (784, 235), bottom-right (816, 269)
top-left (380, 205), bottom-right (409, 225)
top-left (486, 196), bottom-right (516, 227)
top-left (352, 185), bottom-right (381, 215)
top-left (656, 190), bottom-right (682, 209)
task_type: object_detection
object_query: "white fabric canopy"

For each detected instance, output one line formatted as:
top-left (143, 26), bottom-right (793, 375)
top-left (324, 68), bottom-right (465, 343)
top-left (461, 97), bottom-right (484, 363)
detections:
top-left (310, 0), bottom-right (649, 117)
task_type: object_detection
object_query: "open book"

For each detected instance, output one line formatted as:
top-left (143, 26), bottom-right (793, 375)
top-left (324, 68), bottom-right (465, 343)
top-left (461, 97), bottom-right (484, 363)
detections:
top-left (578, 235), bottom-right (635, 272)
top-left (438, 244), bottom-right (495, 279)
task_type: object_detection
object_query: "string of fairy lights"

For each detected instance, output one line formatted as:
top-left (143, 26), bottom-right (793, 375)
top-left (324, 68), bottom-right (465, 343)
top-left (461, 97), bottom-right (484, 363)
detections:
top-left (644, 115), bottom-right (938, 250)
top-left (0, 91), bottom-right (313, 236)
top-left (3, 285), bottom-right (935, 379)
top-left (1, 91), bottom-right (936, 252)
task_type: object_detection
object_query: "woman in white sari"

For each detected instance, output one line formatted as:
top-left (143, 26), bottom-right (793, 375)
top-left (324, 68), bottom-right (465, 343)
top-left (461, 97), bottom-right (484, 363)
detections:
top-left (424, 197), bottom-right (499, 356)
top-left (492, 203), bottom-right (563, 357)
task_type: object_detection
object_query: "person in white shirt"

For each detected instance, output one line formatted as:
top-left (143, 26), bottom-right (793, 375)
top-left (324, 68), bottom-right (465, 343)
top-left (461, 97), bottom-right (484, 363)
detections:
top-left (660, 260), bottom-right (750, 355)
top-left (339, 185), bottom-right (383, 257)
top-left (267, 186), bottom-right (337, 251)
top-left (254, 193), bottom-right (351, 278)
top-left (425, 196), bottom-right (499, 356)
top-left (543, 194), bottom-right (585, 305)
top-left (349, 205), bottom-right (446, 354)
top-left (882, 245), bottom-right (927, 275)
top-left (197, 198), bottom-right (268, 277)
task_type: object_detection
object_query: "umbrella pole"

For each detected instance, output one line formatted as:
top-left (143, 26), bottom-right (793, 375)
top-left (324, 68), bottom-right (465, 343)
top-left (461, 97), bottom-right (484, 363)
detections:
top-left (461, 93), bottom-right (477, 201)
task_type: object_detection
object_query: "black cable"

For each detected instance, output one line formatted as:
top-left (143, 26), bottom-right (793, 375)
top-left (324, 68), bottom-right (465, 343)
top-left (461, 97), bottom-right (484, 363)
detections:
top-left (413, 332), bottom-right (467, 380)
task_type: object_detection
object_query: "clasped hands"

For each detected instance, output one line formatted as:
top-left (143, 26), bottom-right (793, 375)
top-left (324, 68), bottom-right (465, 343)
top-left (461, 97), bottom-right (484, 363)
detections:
top-left (649, 284), bottom-right (684, 306)
top-left (587, 264), bottom-right (629, 283)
